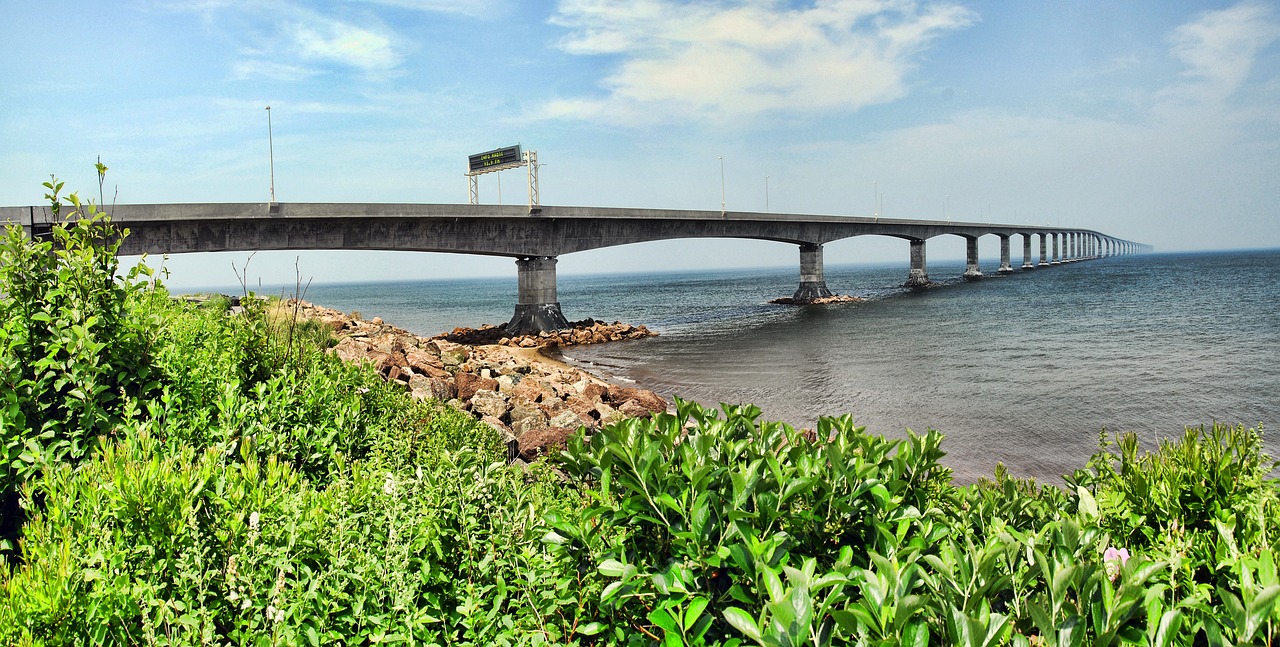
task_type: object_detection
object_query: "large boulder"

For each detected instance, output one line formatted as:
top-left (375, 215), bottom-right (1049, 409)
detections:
top-left (456, 372), bottom-right (499, 401)
top-left (517, 426), bottom-right (579, 462)
top-left (330, 337), bottom-right (371, 364)
top-left (408, 375), bottom-right (454, 401)
top-left (606, 385), bottom-right (668, 414)
top-left (470, 389), bottom-right (509, 419)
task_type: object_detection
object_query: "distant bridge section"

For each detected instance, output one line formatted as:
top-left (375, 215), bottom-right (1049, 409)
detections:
top-left (1, 202), bottom-right (1151, 332)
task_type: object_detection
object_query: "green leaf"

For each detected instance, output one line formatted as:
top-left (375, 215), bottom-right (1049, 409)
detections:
top-left (577, 621), bottom-right (606, 636)
top-left (684, 596), bottom-right (709, 632)
top-left (723, 607), bottom-right (763, 643)
top-left (598, 558), bottom-right (627, 577)
top-left (649, 607), bottom-right (678, 633)
top-left (1075, 486), bottom-right (1099, 520)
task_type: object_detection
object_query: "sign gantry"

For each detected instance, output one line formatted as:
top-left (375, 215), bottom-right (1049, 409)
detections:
top-left (466, 145), bottom-right (539, 211)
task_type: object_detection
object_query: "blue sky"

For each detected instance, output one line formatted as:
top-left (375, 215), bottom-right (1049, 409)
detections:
top-left (3, 0), bottom-right (1278, 288)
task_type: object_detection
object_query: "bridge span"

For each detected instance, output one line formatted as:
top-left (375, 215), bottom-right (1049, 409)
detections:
top-left (1, 202), bottom-right (1150, 333)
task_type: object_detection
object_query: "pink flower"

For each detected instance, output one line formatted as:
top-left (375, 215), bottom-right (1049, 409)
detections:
top-left (1103, 546), bottom-right (1131, 581)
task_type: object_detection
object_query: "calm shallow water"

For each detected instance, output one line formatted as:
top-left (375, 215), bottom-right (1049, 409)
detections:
top-left (291, 249), bottom-right (1280, 484)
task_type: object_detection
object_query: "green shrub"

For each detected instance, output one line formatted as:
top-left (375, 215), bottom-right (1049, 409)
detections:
top-left (0, 179), bottom-right (160, 549)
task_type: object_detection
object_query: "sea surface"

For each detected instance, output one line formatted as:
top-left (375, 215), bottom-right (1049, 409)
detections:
top-left (284, 249), bottom-right (1279, 484)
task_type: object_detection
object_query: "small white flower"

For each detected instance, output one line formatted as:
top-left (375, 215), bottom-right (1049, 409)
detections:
top-left (248, 511), bottom-right (260, 531)
top-left (383, 473), bottom-right (396, 496)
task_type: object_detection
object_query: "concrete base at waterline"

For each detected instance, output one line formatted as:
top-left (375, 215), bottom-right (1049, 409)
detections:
top-left (904, 269), bottom-right (931, 288)
top-left (506, 303), bottom-right (570, 335)
top-left (793, 280), bottom-right (834, 301)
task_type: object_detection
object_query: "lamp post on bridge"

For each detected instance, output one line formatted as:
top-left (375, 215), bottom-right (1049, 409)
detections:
top-left (265, 106), bottom-right (276, 204)
top-left (765, 175), bottom-right (769, 213)
top-left (719, 156), bottom-right (726, 216)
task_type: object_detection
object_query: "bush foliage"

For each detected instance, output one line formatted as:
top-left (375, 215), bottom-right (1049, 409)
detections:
top-left (1, 181), bottom-right (1277, 645)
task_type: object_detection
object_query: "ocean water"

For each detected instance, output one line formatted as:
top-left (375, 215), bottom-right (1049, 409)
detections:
top-left (296, 249), bottom-right (1280, 484)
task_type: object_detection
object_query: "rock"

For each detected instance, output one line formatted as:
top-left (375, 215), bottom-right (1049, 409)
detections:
top-left (548, 409), bottom-right (586, 430)
top-left (594, 401), bottom-right (622, 426)
top-left (438, 343), bottom-right (470, 367)
top-left (496, 374), bottom-right (519, 393)
top-left (581, 381), bottom-right (608, 403)
top-left (511, 378), bottom-right (556, 404)
top-left (471, 389), bottom-right (510, 419)
top-left (330, 337), bottom-right (371, 364)
top-left (456, 373), bottom-right (500, 401)
top-left (517, 426), bottom-right (579, 462)
top-left (511, 408), bottom-right (549, 437)
top-left (405, 348), bottom-right (447, 377)
top-left (319, 315), bottom-right (348, 332)
top-left (606, 385), bottom-right (668, 414)
top-left (617, 399), bottom-right (657, 419)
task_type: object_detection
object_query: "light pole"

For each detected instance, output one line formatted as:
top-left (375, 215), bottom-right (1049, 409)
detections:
top-left (265, 106), bottom-right (276, 204)
top-left (719, 156), bottom-right (726, 215)
top-left (874, 180), bottom-right (878, 220)
top-left (765, 175), bottom-right (769, 212)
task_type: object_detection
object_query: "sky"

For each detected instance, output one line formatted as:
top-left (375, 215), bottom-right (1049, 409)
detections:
top-left (2, 0), bottom-right (1278, 289)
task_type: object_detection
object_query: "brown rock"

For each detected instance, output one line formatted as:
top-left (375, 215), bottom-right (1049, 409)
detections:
top-left (319, 315), bottom-right (348, 332)
top-left (511, 378), bottom-right (556, 404)
top-left (456, 372), bottom-right (499, 401)
top-left (330, 337), bottom-right (372, 364)
top-left (580, 381), bottom-right (608, 403)
top-left (617, 399), bottom-right (656, 419)
top-left (606, 385), bottom-right (668, 414)
top-left (517, 426), bottom-right (580, 462)
top-left (405, 348), bottom-right (446, 376)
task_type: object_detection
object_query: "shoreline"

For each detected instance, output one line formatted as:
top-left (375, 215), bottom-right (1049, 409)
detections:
top-left (291, 299), bottom-right (670, 462)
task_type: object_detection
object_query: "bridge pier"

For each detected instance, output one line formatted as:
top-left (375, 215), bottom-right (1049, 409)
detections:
top-left (507, 256), bottom-right (570, 334)
top-left (998, 235), bottom-right (1013, 274)
top-left (1039, 234), bottom-right (1049, 267)
top-left (1022, 234), bottom-right (1034, 269)
top-left (793, 243), bottom-right (834, 301)
top-left (1051, 233), bottom-right (1061, 264)
top-left (964, 237), bottom-right (984, 279)
top-left (904, 239), bottom-right (930, 288)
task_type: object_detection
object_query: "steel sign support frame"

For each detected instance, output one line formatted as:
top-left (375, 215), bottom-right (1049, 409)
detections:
top-left (465, 147), bottom-right (539, 211)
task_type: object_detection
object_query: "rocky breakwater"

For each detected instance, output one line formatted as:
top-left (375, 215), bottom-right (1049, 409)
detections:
top-left (295, 301), bottom-right (666, 463)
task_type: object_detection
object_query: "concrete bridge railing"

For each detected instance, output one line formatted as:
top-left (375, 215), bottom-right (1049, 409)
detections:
top-left (1, 203), bottom-right (1151, 332)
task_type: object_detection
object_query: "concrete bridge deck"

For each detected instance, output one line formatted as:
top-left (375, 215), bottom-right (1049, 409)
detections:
top-left (1, 202), bottom-right (1151, 332)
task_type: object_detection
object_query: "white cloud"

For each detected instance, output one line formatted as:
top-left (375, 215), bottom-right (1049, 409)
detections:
top-left (289, 19), bottom-right (401, 71)
top-left (1166, 1), bottom-right (1280, 103)
top-left (542, 0), bottom-right (976, 125)
top-left (230, 59), bottom-right (318, 81)
top-left (344, 0), bottom-right (505, 18)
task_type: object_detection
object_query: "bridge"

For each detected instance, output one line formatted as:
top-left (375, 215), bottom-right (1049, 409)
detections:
top-left (0, 202), bottom-right (1151, 332)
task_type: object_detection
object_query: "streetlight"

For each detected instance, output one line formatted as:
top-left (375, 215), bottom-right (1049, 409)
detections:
top-left (873, 180), bottom-right (878, 220)
top-left (719, 156), bottom-right (726, 215)
top-left (765, 175), bottom-right (769, 212)
top-left (265, 106), bottom-right (276, 204)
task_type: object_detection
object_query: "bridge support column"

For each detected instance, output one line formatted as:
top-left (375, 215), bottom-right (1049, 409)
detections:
top-left (1022, 234), bottom-right (1034, 269)
top-left (792, 243), bottom-right (834, 301)
top-left (507, 256), bottom-right (570, 334)
top-left (964, 237), bottom-right (984, 279)
top-left (998, 235), bottom-right (1013, 274)
top-left (1039, 234), bottom-right (1049, 266)
top-left (904, 239), bottom-right (930, 288)
top-left (1052, 233), bottom-right (1061, 264)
